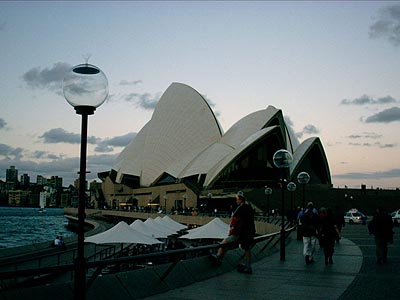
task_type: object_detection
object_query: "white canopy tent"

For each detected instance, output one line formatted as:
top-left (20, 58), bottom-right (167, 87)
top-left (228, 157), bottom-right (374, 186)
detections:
top-left (157, 216), bottom-right (187, 231)
top-left (144, 218), bottom-right (178, 236)
top-left (85, 221), bottom-right (163, 245)
top-left (129, 219), bottom-right (169, 239)
top-left (179, 218), bottom-right (229, 240)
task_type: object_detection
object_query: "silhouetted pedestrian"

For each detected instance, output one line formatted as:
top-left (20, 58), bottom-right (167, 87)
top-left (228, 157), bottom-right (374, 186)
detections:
top-left (300, 202), bottom-right (319, 265)
top-left (368, 206), bottom-right (394, 264)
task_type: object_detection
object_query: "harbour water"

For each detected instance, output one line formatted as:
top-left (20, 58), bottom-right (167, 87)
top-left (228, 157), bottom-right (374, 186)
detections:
top-left (0, 206), bottom-right (75, 249)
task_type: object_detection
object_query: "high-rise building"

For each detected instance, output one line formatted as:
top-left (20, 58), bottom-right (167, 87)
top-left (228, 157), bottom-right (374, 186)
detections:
top-left (6, 166), bottom-right (18, 183)
top-left (50, 176), bottom-right (63, 189)
top-left (20, 174), bottom-right (30, 188)
top-left (37, 175), bottom-right (48, 186)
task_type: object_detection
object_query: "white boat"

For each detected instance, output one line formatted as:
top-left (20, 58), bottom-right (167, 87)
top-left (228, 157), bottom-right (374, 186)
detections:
top-left (39, 192), bottom-right (47, 213)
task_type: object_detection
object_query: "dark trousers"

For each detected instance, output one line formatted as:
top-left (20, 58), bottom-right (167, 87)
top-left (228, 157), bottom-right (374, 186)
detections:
top-left (375, 236), bottom-right (388, 262)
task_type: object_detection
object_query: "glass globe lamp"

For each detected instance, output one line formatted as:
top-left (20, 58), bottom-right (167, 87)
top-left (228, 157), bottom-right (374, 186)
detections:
top-left (63, 63), bottom-right (108, 114)
top-left (297, 172), bottom-right (310, 184)
top-left (273, 149), bottom-right (293, 168)
top-left (287, 182), bottom-right (297, 192)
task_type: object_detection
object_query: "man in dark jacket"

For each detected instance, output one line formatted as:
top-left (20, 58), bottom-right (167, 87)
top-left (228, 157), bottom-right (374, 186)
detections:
top-left (368, 206), bottom-right (394, 264)
top-left (211, 191), bottom-right (256, 274)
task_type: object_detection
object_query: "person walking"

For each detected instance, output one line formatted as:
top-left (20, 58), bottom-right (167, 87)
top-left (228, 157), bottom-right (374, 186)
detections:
top-left (211, 191), bottom-right (256, 274)
top-left (300, 202), bottom-right (319, 265)
top-left (334, 206), bottom-right (345, 242)
top-left (319, 207), bottom-right (339, 265)
top-left (368, 206), bottom-right (394, 264)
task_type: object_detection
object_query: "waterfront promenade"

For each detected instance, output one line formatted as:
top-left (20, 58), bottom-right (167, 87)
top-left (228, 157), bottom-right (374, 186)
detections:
top-left (1, 219), bottom-right (399, 299)
top-left (143, 224), bottom-right (399, 300)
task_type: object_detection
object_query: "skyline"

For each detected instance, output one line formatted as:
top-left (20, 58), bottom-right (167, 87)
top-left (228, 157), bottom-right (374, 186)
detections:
top-left (1, 1), bottom-right (400, 189)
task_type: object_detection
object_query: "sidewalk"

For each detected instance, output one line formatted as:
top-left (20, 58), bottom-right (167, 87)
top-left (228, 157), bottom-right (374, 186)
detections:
top-left (143, 233), bottom-right (363, 300)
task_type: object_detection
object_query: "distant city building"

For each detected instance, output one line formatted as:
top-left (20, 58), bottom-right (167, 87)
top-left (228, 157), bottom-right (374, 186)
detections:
top-left (50, 176), bottom-right (63, 189)
top-left (8, 190), bottom-right (30, 206)
top-left (6, 166), bottom-right (18, 183)
top-left (20, 173), bottom-right (30, 188)
top-left (37, 175), bottom-right (47, 186)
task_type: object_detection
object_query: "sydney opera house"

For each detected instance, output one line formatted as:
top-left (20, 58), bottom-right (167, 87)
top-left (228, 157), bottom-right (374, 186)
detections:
top-left (99, 83), bottom-right (331, 212)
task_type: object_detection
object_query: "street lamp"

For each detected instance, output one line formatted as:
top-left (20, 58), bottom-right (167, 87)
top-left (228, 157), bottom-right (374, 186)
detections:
top-left (63, 63), bottom-right (108, 300)
top-left (183, 194), bottom-right (187, 214)
top-left (297, 172), bottom-right (310, 209)
top-left (164, 195), bottom-right (167, 214)
top-left (264, 187), bottom-right (272, 222)
top-left (273, 149), bottom-right (293, 261)
top-left (287, 182), bottom-right (296, 225)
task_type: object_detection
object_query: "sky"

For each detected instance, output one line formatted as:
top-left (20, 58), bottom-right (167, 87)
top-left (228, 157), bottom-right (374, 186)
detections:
top-left (1, 1), bottom-right (400, 189)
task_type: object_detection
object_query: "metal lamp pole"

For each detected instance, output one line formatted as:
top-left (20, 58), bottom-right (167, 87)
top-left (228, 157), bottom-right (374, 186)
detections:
top-left (63, 63), bottom-right (108, 300)
top-left (264, 187), bottom-right (272, 222)
top-left (297, 172), bottom-right (310, 209)
top-left (273, 149), bottom-right (293, 261)
top-left (287, 182), bottom-right (296, 225)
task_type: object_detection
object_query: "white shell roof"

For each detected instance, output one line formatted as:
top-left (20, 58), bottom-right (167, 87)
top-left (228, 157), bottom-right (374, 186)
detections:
top-left (221, 106), bottom-right (278, 148)
top-left (204, 126), bottom-right (280, 187)
top-left (290, 137), bottom-right (317, 175)
top-left (112, 82), bottom-right (316, 188)
top-left (113, 82), bottom-right (223, 186)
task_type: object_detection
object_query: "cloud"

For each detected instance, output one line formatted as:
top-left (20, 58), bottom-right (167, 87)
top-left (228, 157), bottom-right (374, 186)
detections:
top-left (348, 141), bottom-right (397, 148)
top-left (40, 128), bottom-right (100, 144)
top-left (31, 150), bottom-right (63, 160)
top-left (119, 80), bottom-right (142, 86)
top-left (0, 144), bottom-right (24, 160)
top-left (341, 95), bottom-right (397, 105)
top-left (22, 62), bottom-right (71, 91)
top-left (0, 118), bottom-right (7, 130)
top-left (295, 124), bottom-right (320, 138)
top-left (302, 124), bottom-right (319, 135)
top-left (347, 132), bottom-right (382, 139)
top-left (333, 168), bottom-right (400, 180)
top-left (363, 106), bottom-right (400, 123)
top-left (369, 4), bottom-right (400, 46)
top-left (94, 132), bottom-right (136, 153)
top-left (124, 92), bottom-right (161, 110)
top-left (0, 22), bottom-right (6, 30)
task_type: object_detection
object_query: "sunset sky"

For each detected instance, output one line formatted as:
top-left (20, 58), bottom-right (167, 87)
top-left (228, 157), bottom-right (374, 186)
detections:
top-left (1, 1), bottom-right (399, 189)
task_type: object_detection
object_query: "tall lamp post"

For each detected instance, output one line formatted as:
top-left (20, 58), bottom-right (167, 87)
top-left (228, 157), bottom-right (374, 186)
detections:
top-left (164, 195), bottom-right (167, 214)
top-left (264, 187), bottom-right (272, 222)
top-left (63, 63), bottom-right (108, 300)
top-left (297, 172), bottom-right (310, 209)
top-left (287, 182), bottom-right (296, 225)
top-left (273, 149), bottom-right (293, 261)
top-left (183, 194), bottom-right (187, 214)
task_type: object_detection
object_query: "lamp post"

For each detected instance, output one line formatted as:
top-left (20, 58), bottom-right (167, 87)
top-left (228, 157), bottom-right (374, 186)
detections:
top-left (273, 149), bottom-right (293, 261)
top-left (164, 195), bottom-right (167, 214)
top-left (63, 63), bottom-right (108, 300)
top-left (287, 182), bottom-right (296, 225)
top-left (183, 194), bottom-right (187, 214)
top-left (264, 187), bottom-right (272, 222)
top-left (297, 172), bottom-right (310, 209)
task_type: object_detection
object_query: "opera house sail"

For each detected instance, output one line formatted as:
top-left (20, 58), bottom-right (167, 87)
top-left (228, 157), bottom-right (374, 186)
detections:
top-left (99, 82), bottom-right (331, 209)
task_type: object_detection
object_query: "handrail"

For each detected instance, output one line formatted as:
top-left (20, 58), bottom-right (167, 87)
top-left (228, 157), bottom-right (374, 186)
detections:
top-left (0, 244), bottom-right (115, 271)
top-left (0, 222), bottom-right (296, 294)
top-left (0, 225), bottom-right (295, 281)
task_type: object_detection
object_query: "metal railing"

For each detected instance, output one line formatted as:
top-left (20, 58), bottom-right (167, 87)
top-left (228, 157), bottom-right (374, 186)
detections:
top-left (0, 222), bottom-right (295, 291)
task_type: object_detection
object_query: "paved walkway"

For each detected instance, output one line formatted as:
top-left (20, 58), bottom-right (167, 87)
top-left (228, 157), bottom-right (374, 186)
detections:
top-left (143, 224), bottom-right (399, 300)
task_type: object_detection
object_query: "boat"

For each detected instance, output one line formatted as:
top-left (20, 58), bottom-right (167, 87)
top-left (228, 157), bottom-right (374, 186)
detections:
top-left (39, 194), bottom-right (47, 213)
